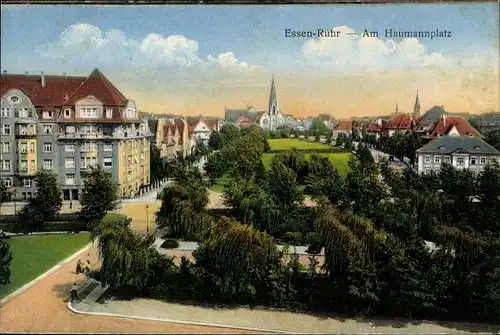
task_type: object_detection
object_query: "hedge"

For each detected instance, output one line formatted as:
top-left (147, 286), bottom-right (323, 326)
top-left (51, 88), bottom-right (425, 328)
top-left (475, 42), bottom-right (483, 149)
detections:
top-left (160, 238), bottom-right (180, 249)
top-left (0, 213), bottom-right (80, 224)
top-left (267, 148), bottom-right (348, 154)
top-left (0, 220), bottom-right (88, 233)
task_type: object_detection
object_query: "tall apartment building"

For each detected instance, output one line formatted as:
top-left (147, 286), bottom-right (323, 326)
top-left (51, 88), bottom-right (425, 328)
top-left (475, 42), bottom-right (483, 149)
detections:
top-left (1, 68), bottom-right (151, 200)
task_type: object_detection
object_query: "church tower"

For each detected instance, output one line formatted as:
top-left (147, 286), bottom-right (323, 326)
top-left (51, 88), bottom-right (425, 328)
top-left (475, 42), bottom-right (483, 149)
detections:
top-left (268, 75), bottom-right (279, 130)
top-left (413, 90), bottom-right (420, 119)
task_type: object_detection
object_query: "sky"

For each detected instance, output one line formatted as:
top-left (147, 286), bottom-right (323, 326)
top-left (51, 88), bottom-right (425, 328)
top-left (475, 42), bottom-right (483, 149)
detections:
top-left (1, 4), bottom-right (499, 118)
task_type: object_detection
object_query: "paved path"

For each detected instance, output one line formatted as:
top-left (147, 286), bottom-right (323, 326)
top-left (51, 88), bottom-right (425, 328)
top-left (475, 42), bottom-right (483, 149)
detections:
top-left (0, 245), bottom-right (253, 334)
top-left (81, 294), bottom-right (500, 334)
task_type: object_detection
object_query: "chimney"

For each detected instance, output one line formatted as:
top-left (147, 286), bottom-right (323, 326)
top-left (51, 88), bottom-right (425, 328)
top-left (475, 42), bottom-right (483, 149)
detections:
top-left (41, 71), bottom-right (45, 87)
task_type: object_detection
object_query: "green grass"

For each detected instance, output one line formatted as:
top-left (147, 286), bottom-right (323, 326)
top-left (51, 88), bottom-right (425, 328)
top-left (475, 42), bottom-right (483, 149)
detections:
top-left (210, 175), bottom-right (233, 193)
top-left (0, 234), bottom-right (90, 299)
top-left (262, 152), bottom-right (352, 177)
top-left (102, 212), bottom-right (128, 221)
top-left (268, 138), bottom-right (331, 151)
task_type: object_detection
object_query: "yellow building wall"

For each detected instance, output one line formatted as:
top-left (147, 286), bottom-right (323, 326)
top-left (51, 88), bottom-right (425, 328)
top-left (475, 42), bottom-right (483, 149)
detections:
top-left (117, 137), bottom-right (151, 197)
top-left (26, 139), bottom-right (37, 175)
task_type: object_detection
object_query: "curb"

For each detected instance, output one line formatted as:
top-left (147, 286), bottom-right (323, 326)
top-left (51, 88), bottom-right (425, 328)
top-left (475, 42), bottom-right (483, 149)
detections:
top-left (66, 302), bottom-right (300, 334)
top-left (0, 242), bottom-right (93, 306)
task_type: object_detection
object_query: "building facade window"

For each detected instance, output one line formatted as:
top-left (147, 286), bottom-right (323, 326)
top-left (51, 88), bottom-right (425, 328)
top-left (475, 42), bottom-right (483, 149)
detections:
top-left (65, 157), bottom-right (75, 168)
top-left (106, 109), bottom-right (113, 118)
top-left (43, 142), bottom-right (52, 153)
top-left (43, 125), bottom-right (52, 135)
top-left (65, 174), bottom-right (75, 185)
top-left (490, 157), bottom-right (497, 164)
top-left (18, 108), bottom-right (28, 118)
top-left (2, 142), bottom-right (10, 153)
top-left (82, 125), bottom-right (98, 134)
top-left (30, 160), bottom-right (35, 170)
top-left (22, 178), bottom-right (32, 188)
top-left (457, 157), bottom-right (465, 166)
top-left (480, 157), bottom-right (486, 165)
top-left (20, 143), bottom-right (28, 153)
top-left (20, 160), bottom-right (27, 171)
top-left (43, 159), bottom-right (53, 170)
top-left (470, 156), bottom-right (477, 165)
top-left (80, 108), bottom-right (97, 118)
top-left (103, 158), bottom-right (113, 167)
top-left (1, 160), bottom-right (11, 170)
top-left (1, 108), bottom-right (11, 117)
top-left (64, 109), bottom-right (71, 118)
top-left (434, 156), bottom-right (441, 164)
top-left (81, 156), bottom-right (97, 169)
top-left (2, 125), bottom-right (11, 135)
top-left (3, 178), bottom-right (12, 187)
top-left (103, 143), bottom-right (112, 151)
top-left (81, 142), bottom-right (97, 152)
top-left (65, 144), bottom-right (75, 152)
top-left (30, 142), bottom-right (35, 153)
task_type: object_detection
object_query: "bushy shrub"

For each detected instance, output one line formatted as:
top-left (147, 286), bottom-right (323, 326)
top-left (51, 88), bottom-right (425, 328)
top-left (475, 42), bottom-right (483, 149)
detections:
top-left (160, 238), bottom-right (179, 249)
top-left (281, 232), bottom-right (303, 245)
top-left (304, 232), bottom-right (323, 254)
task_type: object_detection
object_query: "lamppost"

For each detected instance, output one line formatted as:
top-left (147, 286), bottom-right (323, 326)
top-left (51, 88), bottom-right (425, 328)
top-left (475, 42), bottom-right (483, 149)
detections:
top-left (13, 189), bottom-right (17, 214)
top-left (145, 204), bottom-right (149, 233)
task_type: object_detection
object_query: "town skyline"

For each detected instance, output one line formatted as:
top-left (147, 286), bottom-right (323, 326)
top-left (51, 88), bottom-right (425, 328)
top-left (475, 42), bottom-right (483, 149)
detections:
top-left (1, 4), bottom-right (499, 118)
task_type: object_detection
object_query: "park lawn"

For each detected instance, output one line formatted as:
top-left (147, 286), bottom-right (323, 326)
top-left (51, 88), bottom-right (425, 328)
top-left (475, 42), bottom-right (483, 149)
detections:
top-left (268, 138), bottom-right (331, 151)
top-left (262, 152), bottom-right (352, 177)
top-left (210, 175), bottom-right (233, 193)
top-left (0, 234), bottom-right (90, 299)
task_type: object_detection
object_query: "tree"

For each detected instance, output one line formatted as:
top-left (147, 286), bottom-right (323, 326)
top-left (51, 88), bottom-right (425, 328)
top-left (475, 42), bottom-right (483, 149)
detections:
top-left (18, 170), bottom-right (62, 227)
top-left (0, 239), bottom-right (13, 286)
top-left (193, 217), bottom-right (282, 302)
top-left (204, 151), bottom-right (227, 184)
top-left (335, 133), bottom-right (346, 147)
top-left (91, 220), bottom-right (175, 293)
top-left (193, 139), bottom-right (208, 158)
top-left (150, 146), bottom-right (167, 183)
top-left (80, 166), bottom-right (119, 220)
top-left (219, 124), bottom-right (240, 144)
top-left (484, 130), bottom-right (500, 151)
top-left (267, 160), bottom-right (302, 209)
top-left (309, 119), bottom-right (329, 137)
top-left (208, 131), bottom-right (224, 150)
top-left (156, 174), bottom-right (211, 240)
top-left (0, 180), bottom-right (12, 206)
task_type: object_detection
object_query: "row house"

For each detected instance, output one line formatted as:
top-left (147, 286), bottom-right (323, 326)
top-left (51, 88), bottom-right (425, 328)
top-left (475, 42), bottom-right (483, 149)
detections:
top-left (331, 119), bottom-right (352, 139)
top-left (416, 135), bottom-right (500, 175)
top-left (1, 69), bottom-right (151, 200)
top-left (187, 117), bottom-right (221, 146)
top-left (149, 117), bottom-right (190, 160)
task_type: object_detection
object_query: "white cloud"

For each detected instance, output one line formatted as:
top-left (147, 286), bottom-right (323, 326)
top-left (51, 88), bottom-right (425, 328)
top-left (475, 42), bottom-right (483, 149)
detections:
top-left (36, 23), bottom-right (258, 74)
top-left (302, 25), bottom-right (455, 71)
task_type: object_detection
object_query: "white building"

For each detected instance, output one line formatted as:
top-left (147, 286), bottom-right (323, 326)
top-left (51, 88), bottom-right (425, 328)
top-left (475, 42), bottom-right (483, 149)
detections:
top-left (416, 135), bottom-right (500, 175)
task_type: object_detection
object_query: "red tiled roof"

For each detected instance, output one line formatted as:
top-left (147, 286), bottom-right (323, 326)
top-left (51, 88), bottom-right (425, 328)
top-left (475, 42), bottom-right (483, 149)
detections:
top-left (428, 116), bottom-right (481, 138)
top-left (334, 120), bottom-right (352, 131)
top-left (386, 114), bottom-right (414, 129)
top-left (1, 68), bottom-right (128, 107)
top-left (203, 118), bottom-right (219, 132)
top-left (237, 117), bottom-right (253, 127)
top-left (64, 69), bottom-right (128, 106)
top-left (366, 122), bottom-right (381, 132)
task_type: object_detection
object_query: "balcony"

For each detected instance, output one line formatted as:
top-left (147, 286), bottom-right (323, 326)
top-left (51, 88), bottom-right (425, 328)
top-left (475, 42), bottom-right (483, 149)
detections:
top-left (16, 168), bottom-right (35, 176)
top-left (15, 130), bottom-right (36, 137)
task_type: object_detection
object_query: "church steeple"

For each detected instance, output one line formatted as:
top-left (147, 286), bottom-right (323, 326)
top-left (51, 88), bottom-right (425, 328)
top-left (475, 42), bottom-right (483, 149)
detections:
top-left (268, 75), bottom-right (279, 130)
top-left (414, 90), bottom-right (420, 118)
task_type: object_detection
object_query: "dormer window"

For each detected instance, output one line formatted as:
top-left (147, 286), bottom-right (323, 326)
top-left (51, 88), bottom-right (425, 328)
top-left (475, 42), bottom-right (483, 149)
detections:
top-left (42, 111), bottom-right (53, 119)
top-left (106, 109), bottom-right (113, 119)
top-left (9, 95), bottom-right (20, 103)
top-left (64, 109), bottom-right (71, 118)
top-left (473, 145), bottom-right (481, 150)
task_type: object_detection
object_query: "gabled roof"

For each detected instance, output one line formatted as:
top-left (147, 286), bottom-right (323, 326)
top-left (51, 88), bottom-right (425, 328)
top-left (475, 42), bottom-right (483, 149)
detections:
top-left (427, 116), bottom-right (480, 138)
top-left (417, 135), bottom-right (500, 155)
top-left (334, 120), bottom-right (352, 131)
top-left (387, 114), bottom-right (414, 129)
top-left (418, 106), bottom-right (447, 127)
top-left (1, 68), bottom-right (128, 107)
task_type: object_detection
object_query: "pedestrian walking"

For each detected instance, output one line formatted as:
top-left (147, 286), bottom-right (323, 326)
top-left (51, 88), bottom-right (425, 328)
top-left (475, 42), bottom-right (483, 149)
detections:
top-left (70, 283), bottom-right (78, 302)
top-left (76, 260), bottom-right (83, 274)
top-left (69, 201), bottom-right (73, 210)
